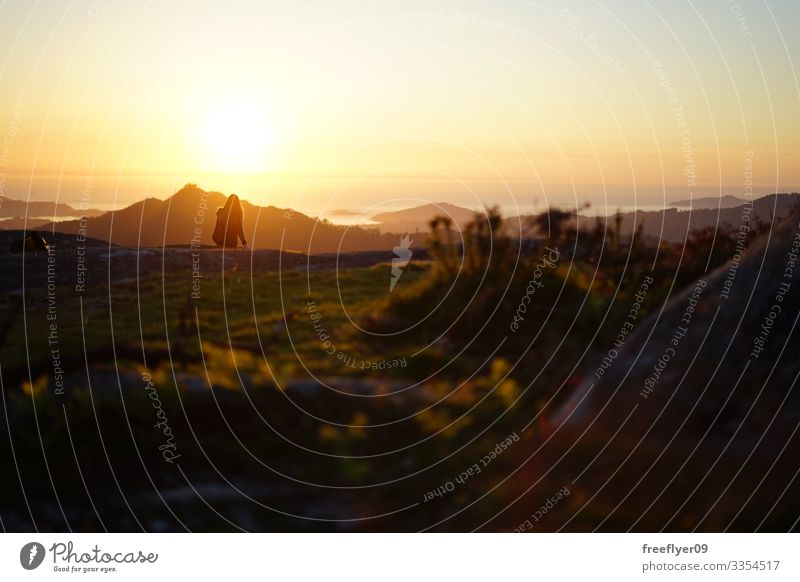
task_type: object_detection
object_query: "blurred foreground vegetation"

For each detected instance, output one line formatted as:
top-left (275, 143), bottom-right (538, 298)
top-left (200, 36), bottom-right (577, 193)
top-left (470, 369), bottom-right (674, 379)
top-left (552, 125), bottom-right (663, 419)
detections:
top-left (0, 205), bottom-right (795, 532)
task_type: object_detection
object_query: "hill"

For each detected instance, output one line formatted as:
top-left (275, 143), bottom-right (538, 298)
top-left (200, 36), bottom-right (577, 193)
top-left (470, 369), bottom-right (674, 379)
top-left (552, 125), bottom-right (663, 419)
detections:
top-left (577, 193), bottom-right (800, 242)
top-left (40, 184), bottom-right (397, 253)
top-left (370, 202), bottom-right (479, 233)
top-left (0, 195), bottom-right (104, 220)
top-left (669, 194), bottom-right (748, 208)
top-left (0, 217), bottom-right (52, 230)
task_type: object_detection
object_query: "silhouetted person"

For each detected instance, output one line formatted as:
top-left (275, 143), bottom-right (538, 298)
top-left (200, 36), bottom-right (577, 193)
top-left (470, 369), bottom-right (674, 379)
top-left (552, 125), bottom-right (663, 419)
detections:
top-left (212, 194), bottom-right (247, 248)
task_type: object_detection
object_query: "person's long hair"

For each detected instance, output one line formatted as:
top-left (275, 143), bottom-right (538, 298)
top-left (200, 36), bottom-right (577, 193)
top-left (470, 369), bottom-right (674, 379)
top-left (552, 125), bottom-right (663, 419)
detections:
top-left (220, 194), bottom-right (243, 227)
top-left (227, 194), bottom-right (243, 225)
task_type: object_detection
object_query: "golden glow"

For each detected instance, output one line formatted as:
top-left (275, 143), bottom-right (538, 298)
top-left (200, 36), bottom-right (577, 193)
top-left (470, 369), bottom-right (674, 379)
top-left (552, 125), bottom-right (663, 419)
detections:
top-left (1, 1), bottom-right (798, 209)
top-left (198, 99), bottom-right (275, 173)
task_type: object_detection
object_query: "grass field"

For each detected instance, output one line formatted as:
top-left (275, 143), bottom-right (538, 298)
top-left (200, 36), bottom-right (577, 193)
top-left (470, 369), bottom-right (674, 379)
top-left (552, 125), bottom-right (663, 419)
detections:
top-left (2, 209), bottom-right (799, 532)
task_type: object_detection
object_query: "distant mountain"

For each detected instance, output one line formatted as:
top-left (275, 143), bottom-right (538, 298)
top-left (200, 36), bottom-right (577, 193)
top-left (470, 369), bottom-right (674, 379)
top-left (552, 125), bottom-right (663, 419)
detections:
top-left (575, 193), bottom-right (800, 242)
top-left (41, 184), bottom-right (396, 253)
top-left (33, 189), bottom-right (800, 249)
top-left (669, 195), bottom-right (748, 209)
top-left (0, 196), bottom-right (104, 220)
top-left (0, 217), bottom-right (51, 230)
top-left (370, 202), bottom-right (479, 233)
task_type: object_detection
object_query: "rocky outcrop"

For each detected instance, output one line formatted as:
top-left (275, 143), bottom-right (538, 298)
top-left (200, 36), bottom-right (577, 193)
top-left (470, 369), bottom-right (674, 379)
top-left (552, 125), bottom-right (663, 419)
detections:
top-left (558, 209), bottom-right (800, 445)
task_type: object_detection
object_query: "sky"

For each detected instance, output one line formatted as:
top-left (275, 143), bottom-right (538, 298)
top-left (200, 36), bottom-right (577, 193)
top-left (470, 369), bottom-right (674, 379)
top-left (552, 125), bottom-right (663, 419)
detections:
top-left (0, 0), bottom-right (798, 215)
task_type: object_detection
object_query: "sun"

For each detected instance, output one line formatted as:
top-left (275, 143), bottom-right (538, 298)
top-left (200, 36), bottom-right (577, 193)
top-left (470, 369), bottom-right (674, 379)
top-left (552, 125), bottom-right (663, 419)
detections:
top-left (200, 98), bottom-right (275, 173)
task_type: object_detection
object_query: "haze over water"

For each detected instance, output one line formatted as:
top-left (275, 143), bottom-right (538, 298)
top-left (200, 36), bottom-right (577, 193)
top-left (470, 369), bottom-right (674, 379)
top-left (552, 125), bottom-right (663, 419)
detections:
top-left (1, 1), bottom-right (797, 216)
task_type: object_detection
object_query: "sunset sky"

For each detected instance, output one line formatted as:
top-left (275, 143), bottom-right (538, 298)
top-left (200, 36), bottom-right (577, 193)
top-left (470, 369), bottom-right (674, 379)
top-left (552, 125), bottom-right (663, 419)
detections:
top-left (0, 0), bottom-right (798, 214)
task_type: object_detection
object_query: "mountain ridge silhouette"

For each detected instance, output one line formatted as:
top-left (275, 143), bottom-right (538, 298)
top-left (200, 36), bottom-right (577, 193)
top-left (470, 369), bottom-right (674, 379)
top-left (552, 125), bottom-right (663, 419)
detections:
top-left (40, 184), bottom-right (396, 253)
top-left (0, 196), bottom-right (104, 218)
